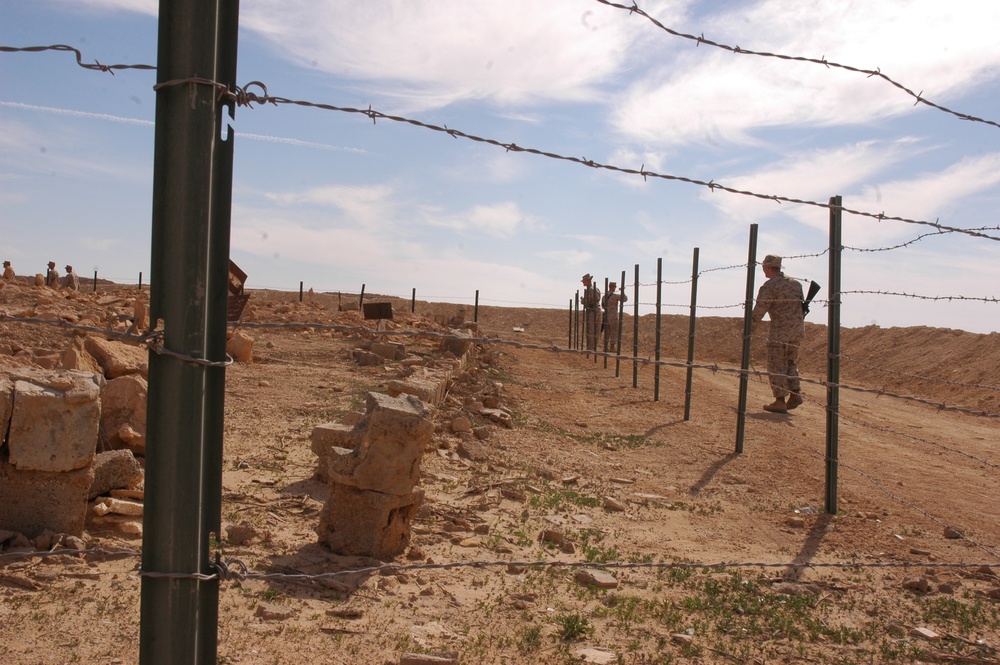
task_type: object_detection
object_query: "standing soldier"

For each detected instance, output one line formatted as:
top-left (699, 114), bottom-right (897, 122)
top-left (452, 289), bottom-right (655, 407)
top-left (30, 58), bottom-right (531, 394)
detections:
top-left (2, 261), bottom-right (13, 281)
top-left (601, 281), bottom-right (628, 353)
top-left (579, 273), bottom-right (601, 352)
top-left (62, 265), bottom-right (80, 291)
top-left (751, 254), bottom-right (805, 413)
top-left (45, 261), bottom-right (60, 289)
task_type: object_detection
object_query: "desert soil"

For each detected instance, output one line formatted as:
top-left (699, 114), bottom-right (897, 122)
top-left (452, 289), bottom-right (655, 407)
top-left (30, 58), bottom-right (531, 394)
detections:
top-left (0, 283), bottom-right (998, 665)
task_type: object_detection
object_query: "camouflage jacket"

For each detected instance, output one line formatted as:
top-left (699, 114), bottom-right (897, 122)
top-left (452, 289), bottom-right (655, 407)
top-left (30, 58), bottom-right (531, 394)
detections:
top-left (751, 272), bottom-right (804, 342)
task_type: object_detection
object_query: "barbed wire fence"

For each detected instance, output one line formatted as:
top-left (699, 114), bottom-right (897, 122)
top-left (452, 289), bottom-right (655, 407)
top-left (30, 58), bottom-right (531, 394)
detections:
top-left (3, 31), bottom-right (1000, 661)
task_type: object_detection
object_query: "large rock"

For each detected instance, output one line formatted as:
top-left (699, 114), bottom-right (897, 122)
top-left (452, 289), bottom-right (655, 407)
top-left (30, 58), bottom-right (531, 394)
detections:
top-left (84, 336), bottom-right (148, 379)
top-left (0, 458), bottom-right (94, 538)
top-left (100, 374), bottom-right (148, 455)
top-left (316, 485), bottom-right (424, 559)
top-left (89, 449), bottom-right (143, 500)
top-left (6, 368), bottom-right (102, 472)
top-left (325, 392), bottom-right (433, 495)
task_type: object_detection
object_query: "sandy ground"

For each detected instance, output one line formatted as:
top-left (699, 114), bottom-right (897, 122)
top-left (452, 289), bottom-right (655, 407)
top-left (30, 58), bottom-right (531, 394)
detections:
top-left (0, 284), bottom-right (998, 664)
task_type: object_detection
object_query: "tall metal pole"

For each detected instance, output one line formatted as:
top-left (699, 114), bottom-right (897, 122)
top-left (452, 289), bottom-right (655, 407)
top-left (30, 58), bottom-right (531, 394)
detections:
top-left (567, 299), bottom-right (573, 348)
top-left (474, 289), bottom-right (479, 323)
top-left (654, 258), bottom-right (663, 401)
top-left (574, 290), bottom-right (580, 350)
top-left (411, 288), bottom-right (416, 313)
top-left (602, 277), bottom-right (609, 368)
top-left (141, 0), bottom-right (236, 662)
top-left (684, 248), bottom-right (700, 421)
top-left (614, 269), bottom-right (625, 377)
top-left (632, 264), bottom-right (639, 388)
top-left (359, 283), bottom-right (365, 307)
top-left (826, 196), bottom-right (843, 514)
top-left (736, 224), bottom-right (759, 454)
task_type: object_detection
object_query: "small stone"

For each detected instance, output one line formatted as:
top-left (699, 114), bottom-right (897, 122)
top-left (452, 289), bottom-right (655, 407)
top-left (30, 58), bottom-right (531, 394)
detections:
top-left (561, 475), bottom-right (578, 485)
top-left (506, 563), bottom-right (526, 574)
top-left (909, 547), bottom-right (931, 556)
top-left (326, 607), bottom-right (364, 619)
top-left (902, 577), bottom-right (931, 593)
top-left (501, 488), bottom-right (526, 502)
top-left (575, 568), bottom-right (618, 589)
top-left (226, 522), bottom-right (257, 546)
top-left (943, 526), bottom-right (963, 539)
top-left (938, 583), bottom-right (957, 594)
top-left (787, 516), bottom-right (806, 528)
top-left (910, 626), bottom-right (941, 641)
top-left (398, 653), bottom-right (457, 665)
top-left (540, 529), bottom-right (564, 545)
top-left (603, 497), bottom-right (626, 512)
top-left (572, 647), bottom-right (618, 664)
top-left (255, 602), bottom-right (296, 621)
top-left (671, 633), bottom-right (694, 645)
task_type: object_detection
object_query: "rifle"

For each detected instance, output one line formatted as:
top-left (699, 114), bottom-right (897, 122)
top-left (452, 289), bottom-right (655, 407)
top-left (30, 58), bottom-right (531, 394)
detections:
top-left (802, 280), bottom-right (821, 315)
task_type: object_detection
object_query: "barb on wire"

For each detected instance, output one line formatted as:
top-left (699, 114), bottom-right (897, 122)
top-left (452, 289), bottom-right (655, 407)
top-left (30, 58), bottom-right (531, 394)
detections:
top-left (152, 77), bottom-right (1000, 243)
top-left (594, 0), bottom-right (1000, 131)
top-left (0, 44), bottom-right (155, 74)
top-left (843, 290), bottom-right (1000, 304)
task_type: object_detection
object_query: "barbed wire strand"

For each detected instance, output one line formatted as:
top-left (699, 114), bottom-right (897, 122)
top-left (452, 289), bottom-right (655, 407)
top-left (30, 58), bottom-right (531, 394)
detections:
top-left (594, 0), bottom-right (1000, 131)
top-left (3, 311), bottom-right (999, 418)
top-left (0, 44), bottom-right (156, 74)
top-left (148, 77), bottom-right (1000, 243)
top-left (773, 409), bottom-right (1000, 560)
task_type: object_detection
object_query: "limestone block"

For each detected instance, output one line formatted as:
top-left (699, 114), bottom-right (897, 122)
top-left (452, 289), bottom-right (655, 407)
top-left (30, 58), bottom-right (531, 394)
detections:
top-left (8, 374), bottom-right (101, 472)
top-left (441, 329), bottom-right (473, 358)
top-left (327, 393), bottom-right (433, 495)
top-left (311, 423), bottom-right (358, 481)
top-left (89, 449), bottom-right (143, 500)
top-left (84, 336), bottom-right (148, 379)
top-left (226, 331), bottom-right (254, 364)
top-left (99, 374), bottom-right (148, 455)
top-left (317, 485), bottom-right (424, 559)
top-left (0, 458), bottom-right (94, 538)
top-left (369, 342), bottom-right (406, 361)
top-left (386, 377), bottom-right (443, 406)
top-left (61, 341), bottom-right (103, 374)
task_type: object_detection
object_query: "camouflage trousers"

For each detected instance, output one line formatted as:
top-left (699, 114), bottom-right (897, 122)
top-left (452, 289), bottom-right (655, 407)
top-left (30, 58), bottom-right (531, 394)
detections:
top-left (604, 314), bottom-right (621, 353)
top-left (766, 339), bottom-right (801, 399)
top-left (583, 308), bottom-right (600, 351)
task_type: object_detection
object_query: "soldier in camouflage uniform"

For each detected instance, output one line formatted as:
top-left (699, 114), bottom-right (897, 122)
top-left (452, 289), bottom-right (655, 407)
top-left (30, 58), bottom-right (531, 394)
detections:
top-left (751, 255), bottom-right (805, 413)
top-left (601, 281), bottom-right (628, 353)
top-left (579, 273), bottom-right (601, 352)
top-left (45, 261), bottom-right (60, 289)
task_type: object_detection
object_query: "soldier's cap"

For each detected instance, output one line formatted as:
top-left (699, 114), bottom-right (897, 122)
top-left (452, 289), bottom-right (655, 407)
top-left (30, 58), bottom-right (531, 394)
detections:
top-left (609, 282), bottom-right (617, 288)
top-left (65, 265), bottom-right (73, 271)
top-left (581, 273), bottom-right (593, 282)
top-left (48, 261), bottom-right (56, 267)
top-left (761, 255), bottom-right (782, 269)
top-left (2, 261), bottom-right (9, 266)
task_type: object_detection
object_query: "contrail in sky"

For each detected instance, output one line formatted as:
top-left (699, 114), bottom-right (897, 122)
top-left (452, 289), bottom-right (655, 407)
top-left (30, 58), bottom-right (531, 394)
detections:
top-left (0, 100), bottom-right (364, 152)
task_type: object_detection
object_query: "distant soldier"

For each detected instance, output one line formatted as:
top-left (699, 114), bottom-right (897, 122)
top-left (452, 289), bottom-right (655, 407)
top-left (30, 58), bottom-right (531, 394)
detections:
top-left (751, 254), bottom-right (805, 413)
top-left (61, 264), bottom-right (80, 291)
top-left (601, 281), bottom-right (628, 353)
top-left (579, 273), bottom-right (601, 352)
top-left (45, 261), bottom-right (60, 289)
top-left (2, 260), bottom-right (13, 281)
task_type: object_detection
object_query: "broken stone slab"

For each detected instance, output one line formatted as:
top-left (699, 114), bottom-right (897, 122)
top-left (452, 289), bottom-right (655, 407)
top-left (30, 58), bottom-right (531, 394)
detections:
top-left (316, 485), bottom-right (424, 559)
top-left (89, 449), bottom-right (143, 500)
top-left (7, 370), bottom-right (101, 472)
top-left (84, 336), bottom-right (148, 379)
top-left (101, 374), bottom-right (149, 455)
top-left (92, 497), bottom-right (143, 517)
top-left (480, 407), bottom-right (512, 428)
top-left (326, 393), bottom-right (434, 495)
top-left (255, 602), bottom-right (297, 621)
top-left (369, 341), bottom-right (406, 361)
top-left (441, 328), bottom-right (473, 358)
top-left (572, 647), bottom-right (618, 664)
top-left (0, 458), bottom-right (94, 538)
top-left (311, 423), bottom-right (360, 481)
top-left (575, 568), bottom-right (619, 589)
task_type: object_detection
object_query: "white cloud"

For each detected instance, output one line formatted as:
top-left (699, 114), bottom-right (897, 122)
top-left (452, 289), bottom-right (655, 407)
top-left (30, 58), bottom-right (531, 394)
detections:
top-left (613, 0), bottom-right (1000, 146)
top-left (238, 0), bottom-right (687, 111)
top-left (425, 201), bottom-right (540, 238)
top-left (704, 139), bottom-right (924, 225)
top-left (264, 184), bottom-right (398, 230)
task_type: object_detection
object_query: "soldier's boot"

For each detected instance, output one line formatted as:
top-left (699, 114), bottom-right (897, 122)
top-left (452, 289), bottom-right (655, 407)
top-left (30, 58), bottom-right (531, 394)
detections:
top-left (786, 393), bottom-right (803, 410)
top-left (762, 397), bottom-right (788, 413)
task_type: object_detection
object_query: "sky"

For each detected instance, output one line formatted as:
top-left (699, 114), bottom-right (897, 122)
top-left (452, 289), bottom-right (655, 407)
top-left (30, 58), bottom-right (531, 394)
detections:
top-left (2, 0), bottom-right (1000, 333)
